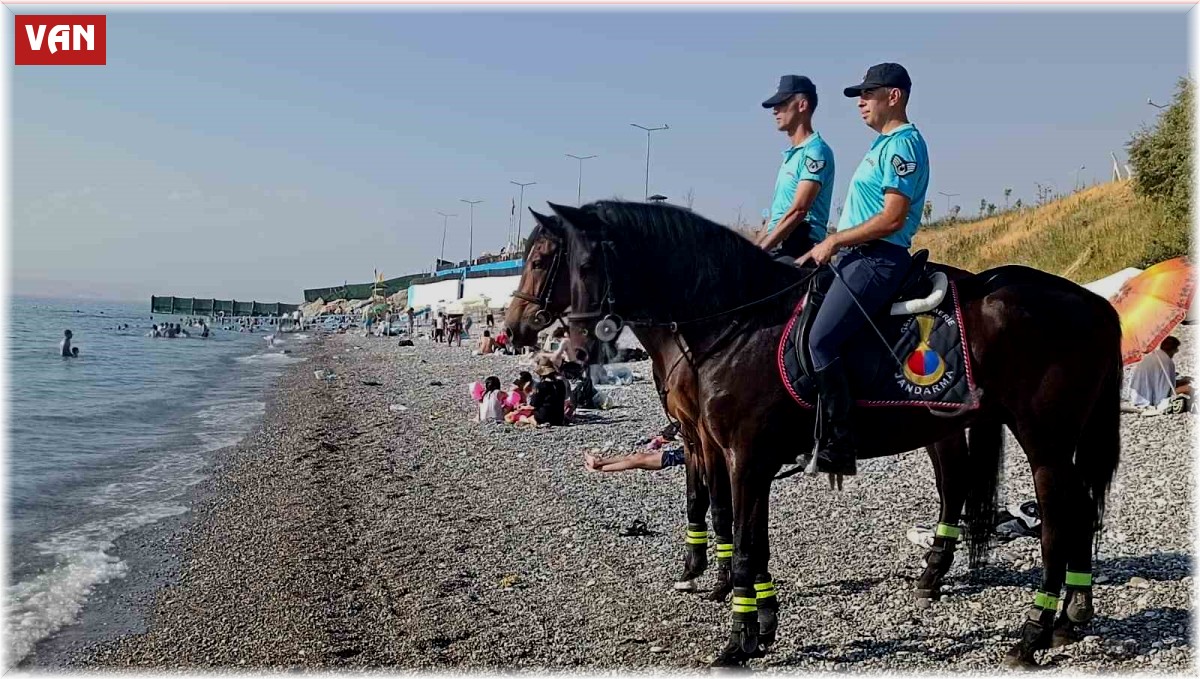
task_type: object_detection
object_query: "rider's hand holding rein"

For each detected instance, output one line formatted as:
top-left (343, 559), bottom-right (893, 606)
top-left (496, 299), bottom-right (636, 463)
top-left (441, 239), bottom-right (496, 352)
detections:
top-left (796, 190), bottom-right (911, 267)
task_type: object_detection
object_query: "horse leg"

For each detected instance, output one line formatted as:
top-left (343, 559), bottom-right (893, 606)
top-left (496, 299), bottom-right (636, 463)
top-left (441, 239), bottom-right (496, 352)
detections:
top-left (1053, 366), bottom-right (1120, 648)
top-left (914, 434), bottom-right (968, 606)
top-left (712, 457), bottom-right (773, 666)
top-left (1004, 454), bottom-right (1079, 667)
top-left (1050, 468), bottom-right (1098, 648)
top-left (675, 436), bottom-right (710, 591)
top-left (707, 449), bottom-right (734, 602)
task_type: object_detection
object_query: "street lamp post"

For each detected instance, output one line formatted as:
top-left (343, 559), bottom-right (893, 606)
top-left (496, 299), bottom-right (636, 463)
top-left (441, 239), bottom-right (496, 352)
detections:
top-left (631, 123), bottom-right (669, 201)
top-left (566, 153), bottom-right (597, 206)
top-left (936, 191), bottom-right (959, 217)
top-left (510, 181), bottom-right (536, 250)
top-left (459, 199), bottom-right (482, 268)
top-left (1147, 98), bottom-right (1168, 110)
top-left (435, 210), bottom-right (455, 264)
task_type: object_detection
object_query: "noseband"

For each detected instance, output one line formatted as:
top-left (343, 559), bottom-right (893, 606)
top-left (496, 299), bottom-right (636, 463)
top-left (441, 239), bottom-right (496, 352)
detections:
top-left (511, 236), bottom-right (566, 327)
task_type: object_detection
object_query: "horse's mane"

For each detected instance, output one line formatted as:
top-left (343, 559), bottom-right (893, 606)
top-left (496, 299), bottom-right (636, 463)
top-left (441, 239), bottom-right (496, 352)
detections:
top-left (581, 200), bottom-right (802, 321)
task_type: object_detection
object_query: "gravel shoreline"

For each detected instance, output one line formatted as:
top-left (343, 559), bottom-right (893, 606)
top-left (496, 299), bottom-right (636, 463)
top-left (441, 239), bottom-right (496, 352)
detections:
top-left (49, 328), bottom-right (1193, 671)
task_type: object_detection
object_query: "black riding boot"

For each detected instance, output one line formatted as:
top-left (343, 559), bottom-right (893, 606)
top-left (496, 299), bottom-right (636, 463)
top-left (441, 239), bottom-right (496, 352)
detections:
top-left (813, 359), bottom-right (858, 476)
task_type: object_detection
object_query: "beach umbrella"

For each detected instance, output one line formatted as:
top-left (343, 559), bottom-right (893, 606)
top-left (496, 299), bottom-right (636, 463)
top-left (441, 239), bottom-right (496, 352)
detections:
top-left (1110, 257), bottom-right (1195, 365)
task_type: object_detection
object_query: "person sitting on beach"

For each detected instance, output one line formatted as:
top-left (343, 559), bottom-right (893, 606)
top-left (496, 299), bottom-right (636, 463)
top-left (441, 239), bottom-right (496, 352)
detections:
top-left (476, 376), bottom-right (507, 423)
top-left (526, 358), bottom-right (568, 426)
top-left (504, 371), bottom-right (537, 423)
top-left (60, 329), bottom-right (74, 357)
top-left (1128, 336), bottom-right (1192, 412)
top-left (477, 330), bottom-right (496, 355)
top-left (494, 328), bottom-right (511, 355)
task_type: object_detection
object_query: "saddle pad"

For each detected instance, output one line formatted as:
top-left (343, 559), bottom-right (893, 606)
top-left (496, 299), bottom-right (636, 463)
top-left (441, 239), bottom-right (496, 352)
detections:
top-left (777, 280), bottom-right (978, 410)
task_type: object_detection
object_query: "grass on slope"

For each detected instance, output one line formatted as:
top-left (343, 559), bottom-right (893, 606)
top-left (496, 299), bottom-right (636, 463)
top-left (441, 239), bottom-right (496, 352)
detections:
top-left (913, 181), bottom-right (1190, 282)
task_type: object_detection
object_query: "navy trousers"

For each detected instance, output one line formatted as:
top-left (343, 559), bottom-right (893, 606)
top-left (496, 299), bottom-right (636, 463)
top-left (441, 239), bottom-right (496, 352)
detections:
top-left (809, 241), bottom-right (912, 372)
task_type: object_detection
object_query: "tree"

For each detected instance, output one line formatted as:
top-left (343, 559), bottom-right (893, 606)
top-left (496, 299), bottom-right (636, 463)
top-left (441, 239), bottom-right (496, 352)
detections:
top-left (951, 205), bottom-right (961, 220)
top-left (1129, 77), bottom-right (1192, 225)
top-left (1003, 188), bottom-right (1012, 210)
top-left (1034, 182), bottom-right (1054, 206)
top-left (1014, 198), bottom-right (1023, 211)
top-left (979, 198), bottom-right (987, 218)
top-left (683, 187), bottom-right (695, 210)
top-left (923, 201), bottom-right (933, 222)
top-left (986, 203), bottom-right (997, 217)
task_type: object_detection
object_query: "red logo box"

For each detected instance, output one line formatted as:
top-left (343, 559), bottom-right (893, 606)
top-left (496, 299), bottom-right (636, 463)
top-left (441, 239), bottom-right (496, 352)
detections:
top-left (15, 15), bottom-right (106, 65)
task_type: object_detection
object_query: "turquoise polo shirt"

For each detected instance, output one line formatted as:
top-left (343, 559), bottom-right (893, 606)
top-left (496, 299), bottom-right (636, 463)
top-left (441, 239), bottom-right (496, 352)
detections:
top-left (837, 123), bottom-right (929, 249)
top-left (766, 131), bottom-right (835, 242)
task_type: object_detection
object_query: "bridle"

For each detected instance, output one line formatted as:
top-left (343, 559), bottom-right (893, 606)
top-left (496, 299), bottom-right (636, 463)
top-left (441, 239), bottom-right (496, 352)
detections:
top-left (510, 233), bottom-right (567, 328)
top-left (564, 231), bottom-right (819, 410)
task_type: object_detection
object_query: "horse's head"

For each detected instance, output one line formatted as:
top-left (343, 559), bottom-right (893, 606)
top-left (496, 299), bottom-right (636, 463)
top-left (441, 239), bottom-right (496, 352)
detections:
top-left (548, 202), bottom-right (623, 366)
top-left (505, 209), bottom-right (569, 349)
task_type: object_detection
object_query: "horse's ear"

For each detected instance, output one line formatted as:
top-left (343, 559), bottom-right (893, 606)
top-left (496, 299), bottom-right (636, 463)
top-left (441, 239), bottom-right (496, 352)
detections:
top-left (547, 202), bottom-right (599, 234)
top-left (529, 208), bottom-right (562, 237)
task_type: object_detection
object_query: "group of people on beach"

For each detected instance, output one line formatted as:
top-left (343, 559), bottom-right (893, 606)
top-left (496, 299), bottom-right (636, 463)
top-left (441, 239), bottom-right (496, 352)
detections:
top-left (473, 356), bottom-right (572, 427)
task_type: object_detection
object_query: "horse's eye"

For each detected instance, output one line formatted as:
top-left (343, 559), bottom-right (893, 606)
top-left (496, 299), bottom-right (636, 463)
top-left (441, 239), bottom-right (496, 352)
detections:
top-left (531, 257), bottom-right (547, 270)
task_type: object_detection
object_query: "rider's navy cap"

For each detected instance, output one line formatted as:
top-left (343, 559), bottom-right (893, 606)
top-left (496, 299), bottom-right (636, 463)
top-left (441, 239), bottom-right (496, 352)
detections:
top-left (844, 63), bottom-right (912, 97)
top-left (762, 75), bottom-right (818, 108)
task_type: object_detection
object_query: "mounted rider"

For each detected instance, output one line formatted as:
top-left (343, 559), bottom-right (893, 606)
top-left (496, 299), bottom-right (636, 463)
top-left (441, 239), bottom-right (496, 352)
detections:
top-left (799, 63), bottom-right (931, 476)
top-left (757, 75), bottom-right (836, 262)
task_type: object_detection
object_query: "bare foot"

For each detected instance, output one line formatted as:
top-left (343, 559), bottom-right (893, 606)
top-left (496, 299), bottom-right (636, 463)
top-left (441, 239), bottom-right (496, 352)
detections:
top-left (584, 453), bottom-right (599, 471)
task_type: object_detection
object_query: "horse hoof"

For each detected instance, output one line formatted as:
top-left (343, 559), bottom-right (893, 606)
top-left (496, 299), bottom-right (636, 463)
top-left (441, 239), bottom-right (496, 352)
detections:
top-left (707, 584), bottom-right (732, 602)
top-left (1001, 652), bottom-right (1041, 670)
top-left (710, 645), bottom-right (762, 668)
top-left (1051, 624), bottom-right (1083, 648)
top-left (674, 578), bottom-right (699, 592)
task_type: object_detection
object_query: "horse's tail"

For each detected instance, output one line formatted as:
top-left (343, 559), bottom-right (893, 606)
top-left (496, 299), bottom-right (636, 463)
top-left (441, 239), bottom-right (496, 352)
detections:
top-left (1078, 349), bottom-right (1123, 541)
top-left (963, 417), bottom-right (1004, 569)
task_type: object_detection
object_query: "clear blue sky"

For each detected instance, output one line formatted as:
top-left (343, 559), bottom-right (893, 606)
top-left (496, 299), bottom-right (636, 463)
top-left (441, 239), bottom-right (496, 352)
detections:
top-left (12, 6), bottom-right (1189, 303)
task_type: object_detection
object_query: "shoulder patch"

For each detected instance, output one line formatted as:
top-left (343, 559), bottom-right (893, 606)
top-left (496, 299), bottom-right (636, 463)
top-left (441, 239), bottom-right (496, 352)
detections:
top-left (891, 154), bottom-right (918, 177)
top-left (803, 156), bottom-right (826, 174)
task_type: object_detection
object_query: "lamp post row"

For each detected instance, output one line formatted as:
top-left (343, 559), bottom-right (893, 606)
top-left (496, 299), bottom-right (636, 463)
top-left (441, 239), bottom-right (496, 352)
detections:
top-left (441, 123), bottom-right (670, 264)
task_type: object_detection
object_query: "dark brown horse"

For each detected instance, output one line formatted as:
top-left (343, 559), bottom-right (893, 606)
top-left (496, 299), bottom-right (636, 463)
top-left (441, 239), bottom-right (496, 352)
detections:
top-left (506, 212), bottom-right (1004, 616)
top-left (550, 200), bottom-right (1121, 668)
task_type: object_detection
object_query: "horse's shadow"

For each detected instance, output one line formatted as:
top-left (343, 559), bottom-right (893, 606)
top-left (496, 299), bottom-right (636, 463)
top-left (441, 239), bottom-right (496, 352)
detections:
top-left (569, 411), bottom-right (634, 426)
top-left (765, 625), bottom-right (1002, 665)
top-left (944, 551), bottom-right (1191, 595)
top-left (789, 575), bottom-right (890, 597)
top-left (764, 606), bottom-right (1189, 666)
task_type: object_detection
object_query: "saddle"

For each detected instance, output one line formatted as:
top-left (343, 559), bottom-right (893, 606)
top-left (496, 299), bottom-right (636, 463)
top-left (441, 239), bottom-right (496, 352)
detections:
top-left (780, 249), bottom-right (977, 411)
top-left (791, 249), bottom-right (933, 390)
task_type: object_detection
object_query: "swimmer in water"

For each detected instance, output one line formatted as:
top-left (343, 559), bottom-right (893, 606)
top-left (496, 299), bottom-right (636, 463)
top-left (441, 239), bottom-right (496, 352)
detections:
top-left (60, 329), bottom-right (74, 357)
top-left (71, 347), bottom-right (80, 357)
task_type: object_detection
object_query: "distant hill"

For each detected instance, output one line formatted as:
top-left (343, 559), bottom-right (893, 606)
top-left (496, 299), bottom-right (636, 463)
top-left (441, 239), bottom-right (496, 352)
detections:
top-left (913, 180), bottom-right (1188, 283)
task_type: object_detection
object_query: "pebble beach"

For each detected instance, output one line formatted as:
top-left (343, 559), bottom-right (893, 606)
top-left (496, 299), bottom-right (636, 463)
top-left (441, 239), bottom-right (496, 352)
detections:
top-left (41, 327), bottom-right (1194, 672)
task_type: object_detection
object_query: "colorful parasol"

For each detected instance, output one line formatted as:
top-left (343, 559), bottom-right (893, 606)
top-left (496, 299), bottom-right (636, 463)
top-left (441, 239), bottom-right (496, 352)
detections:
top-left (1110, 257), bottom-right (1195, 365)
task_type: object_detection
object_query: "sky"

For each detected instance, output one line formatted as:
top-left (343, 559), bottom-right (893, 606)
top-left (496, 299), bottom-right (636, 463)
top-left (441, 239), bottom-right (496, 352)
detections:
top-left (10, 5), bottom-right (1191, 303)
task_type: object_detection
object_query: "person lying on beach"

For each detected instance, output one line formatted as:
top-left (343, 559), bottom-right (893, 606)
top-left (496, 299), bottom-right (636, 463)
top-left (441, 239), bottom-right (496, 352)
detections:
top-left (584, 444), bottom-right (685, 472)
top-left (583, 422), bottom-right (685, 472)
